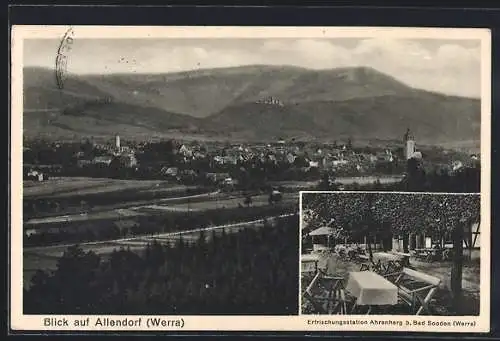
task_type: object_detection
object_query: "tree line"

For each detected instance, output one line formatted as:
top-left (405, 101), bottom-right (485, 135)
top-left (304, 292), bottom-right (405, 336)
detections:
top-left (317, 161), bottom-right (480, 193)
top-left (25, 202), bottom-right (297, 247)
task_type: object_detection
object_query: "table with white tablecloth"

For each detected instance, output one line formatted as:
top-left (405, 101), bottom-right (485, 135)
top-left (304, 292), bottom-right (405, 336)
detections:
top-left (372, 252), bottom-right (402, 262)
top-left (371, 252), bottom-right (405, 273)
top-left (301, 253), bottom-right (321, 274)
top-left (345, 271), bottom-right (398, 313)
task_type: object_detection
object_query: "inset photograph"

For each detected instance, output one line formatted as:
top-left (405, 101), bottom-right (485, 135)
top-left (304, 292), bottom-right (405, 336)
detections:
top-left (300, 191), bottom-right (480, 316)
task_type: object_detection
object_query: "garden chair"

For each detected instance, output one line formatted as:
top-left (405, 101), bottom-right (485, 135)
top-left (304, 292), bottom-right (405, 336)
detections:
top-left (359, 259), bottom-right (385, 274)
top-left (302, 268), bottom-right (348, 314)
top-left (384, 267), bottom-right (441, 315)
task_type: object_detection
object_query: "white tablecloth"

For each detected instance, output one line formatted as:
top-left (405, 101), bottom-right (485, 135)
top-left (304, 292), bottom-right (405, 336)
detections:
top-left (346, 271), bottom-right (398, 306)
top-left (372, 252), bottom-right (402, 262)
top-left (302, 254), bottom-right (321, 262)
top-left (313, 244), bottom-right (330, 252)
top-left (301, 254), bottom-right (320, 273)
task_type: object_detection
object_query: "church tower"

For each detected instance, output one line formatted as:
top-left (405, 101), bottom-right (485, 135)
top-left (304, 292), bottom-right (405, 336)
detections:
top-left (115, 134), bottom-right (121, 150)
top-left (404, 128), bottom-right (416, 160)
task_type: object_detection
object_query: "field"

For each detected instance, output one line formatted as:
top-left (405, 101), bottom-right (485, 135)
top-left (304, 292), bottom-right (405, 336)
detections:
top-left (22, 176), bottom-right (298, 289)
top-left (24, 177), bottom-right (189, 198)
top-left (24, 189), bottom-right (297, 226)
top-left (22, 177), bottom-right (209, 222)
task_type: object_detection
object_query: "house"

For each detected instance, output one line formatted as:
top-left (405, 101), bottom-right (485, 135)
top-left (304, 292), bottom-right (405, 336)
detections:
top-left (179, 144), bottom-right (193, 157)
top-left (256, 96), bottom-right (284, 107)
top-left (332, 160), bottom-right (349, 167)
top-left (25, 228), bottom-right (38, 237)
top-left (286, 153), bottom-right (296, 164)
top-left (181, 169), bottom-right (198, 179)
top-left (222, 177), bottom-right (235, 186)
top-left (206, 172), bottom-right (230, 183)
top-left (77, 159), bottom-right (93, 168)
top-left (74, 151), bottom-right (85, 158)
top-left (161, 167), bottom-right (178, 177)
top-left (119, 154), bottom-right (138, 168)
top-left (267, 154), bottom-right (277, 163)
top-left (93, 156), bottom-right (114, 166)
top-left (223, 155), bottom-right (238, 165)
top-left (376, 150), bottom-right (394, 162)
top-left (26, 170), bottom-right (45, 182)
top-left (193, 151), bottom-right (206, 159)
top-left (213, 155), bottom-right (223, 164)
top-left (411, 151), bottom-right (423, 160)
top-left (452, 160), bottom-right (464, 171)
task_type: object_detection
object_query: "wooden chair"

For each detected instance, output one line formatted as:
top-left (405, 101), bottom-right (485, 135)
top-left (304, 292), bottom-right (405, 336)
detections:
top-left (384, 267), bottom-right (441, 315)
top-left (371, 259), bottom-right (384, 274)
top-left (359, 259), bottom-right (386, 274)
top-left (359, 263), bottom-right (370, 271)
top-left (384, 260), bottom-right (403, 274)
top-left (302, 269), bottom-right (348, 314)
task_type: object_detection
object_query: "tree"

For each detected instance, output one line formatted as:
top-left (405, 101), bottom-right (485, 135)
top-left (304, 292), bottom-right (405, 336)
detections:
top-left (373, 193), bottom-right (480, 310)
top-left (405, 158), bottom-right (426, 191)
top-left (317, 172), bottom-right (336, 191)
top-left (302, 192), bottom-right (384, 260)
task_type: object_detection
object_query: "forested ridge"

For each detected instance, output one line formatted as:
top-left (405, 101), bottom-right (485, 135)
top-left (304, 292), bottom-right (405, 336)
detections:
top-left (24, 215), bottom-right (299, 315)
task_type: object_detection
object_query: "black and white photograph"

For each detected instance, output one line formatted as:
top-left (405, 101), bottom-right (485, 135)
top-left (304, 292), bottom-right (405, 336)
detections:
top-left (10, 25), bottom-right (490, 332)
top-left (300, 192), bottom-right (481, 316)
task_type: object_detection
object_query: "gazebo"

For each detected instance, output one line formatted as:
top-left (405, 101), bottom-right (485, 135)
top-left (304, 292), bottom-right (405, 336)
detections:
top-left (309, 226), bottom-right (336, 252)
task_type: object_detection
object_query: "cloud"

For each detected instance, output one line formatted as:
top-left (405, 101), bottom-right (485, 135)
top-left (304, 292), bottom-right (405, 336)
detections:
top-left (257, 38), bottom-right (481, 97)
top-left (435, 44), bottom-right (480, 69)
top-left (260, 39), bottom-right (353, 68)
top-left (352, 38), bottom-right (435, 70)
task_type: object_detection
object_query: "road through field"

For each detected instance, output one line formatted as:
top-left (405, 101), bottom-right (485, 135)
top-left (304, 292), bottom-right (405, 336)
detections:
top-left (25, 190), bottom-right (221, 224)
top-left (25, 191), bottom-right (298, 225)
top-left (24, 177), bottom-right (190, 198)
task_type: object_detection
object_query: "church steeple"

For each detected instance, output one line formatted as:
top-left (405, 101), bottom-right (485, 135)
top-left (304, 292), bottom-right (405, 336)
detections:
top-left (404, 128), bottom-right (416, 160)
top-left (403, 128), bottom-right (413, 143)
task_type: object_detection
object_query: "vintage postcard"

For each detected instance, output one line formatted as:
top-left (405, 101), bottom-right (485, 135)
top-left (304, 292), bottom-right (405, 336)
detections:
top-left (10, 25), bottom-right (490, 332)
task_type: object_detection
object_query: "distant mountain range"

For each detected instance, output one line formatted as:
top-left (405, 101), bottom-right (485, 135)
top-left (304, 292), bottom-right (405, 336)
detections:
top-left (23, 65), bottom-right (481, 146)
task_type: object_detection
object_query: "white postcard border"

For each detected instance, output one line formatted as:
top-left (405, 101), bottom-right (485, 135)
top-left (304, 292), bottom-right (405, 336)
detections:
top-left (10, 25), bottom-right (492, 333)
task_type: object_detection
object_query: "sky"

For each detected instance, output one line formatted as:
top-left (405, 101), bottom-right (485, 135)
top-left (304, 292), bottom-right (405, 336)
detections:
top-left (24, 38), bottom-right (482, 98)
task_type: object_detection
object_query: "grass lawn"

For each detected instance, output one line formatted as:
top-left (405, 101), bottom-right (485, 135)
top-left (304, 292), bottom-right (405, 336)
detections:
top-left (301, 252), bottom-right (480, 316)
